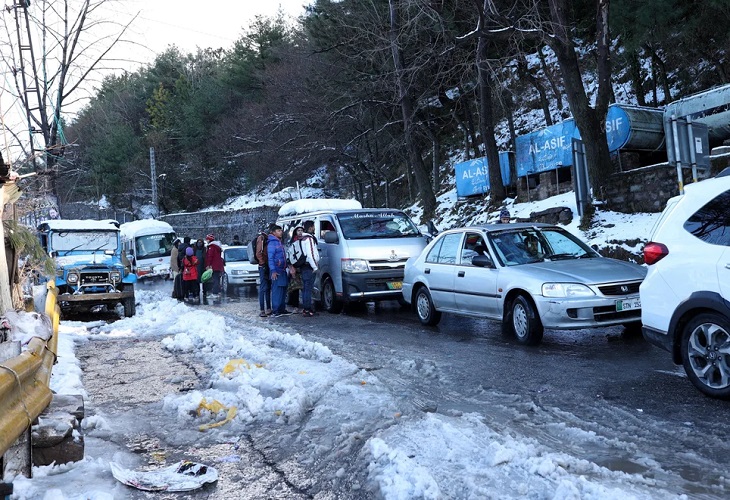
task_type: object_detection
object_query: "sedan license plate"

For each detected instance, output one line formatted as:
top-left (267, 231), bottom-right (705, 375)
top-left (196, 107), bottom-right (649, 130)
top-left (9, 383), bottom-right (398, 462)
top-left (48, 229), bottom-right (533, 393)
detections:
top-left (387, 281), bottom-right (402, 290)
top-left (616, 297), bottom-right (641, 311)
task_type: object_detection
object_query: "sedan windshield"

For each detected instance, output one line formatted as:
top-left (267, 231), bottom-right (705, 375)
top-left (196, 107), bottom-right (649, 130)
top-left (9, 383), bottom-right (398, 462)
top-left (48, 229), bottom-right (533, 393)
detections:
top-left (224, 247), bottom-right (248, 262)
top-left (489, 228), bottom-right (597, 266)
top-left (337, 211), bottom-right (421, 240)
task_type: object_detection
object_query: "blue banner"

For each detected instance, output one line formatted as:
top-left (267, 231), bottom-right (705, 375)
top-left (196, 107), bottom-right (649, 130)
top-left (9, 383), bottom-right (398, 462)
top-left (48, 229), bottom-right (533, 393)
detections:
top-left (515, 120), bottom-right (576, 176)
top-left (455, 153), bottom-right (512, 197)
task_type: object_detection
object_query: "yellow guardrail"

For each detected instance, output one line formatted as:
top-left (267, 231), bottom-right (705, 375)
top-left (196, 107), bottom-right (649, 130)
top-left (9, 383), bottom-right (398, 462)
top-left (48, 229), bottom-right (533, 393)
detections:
top-left (0, 283), bottom-right (60, 456)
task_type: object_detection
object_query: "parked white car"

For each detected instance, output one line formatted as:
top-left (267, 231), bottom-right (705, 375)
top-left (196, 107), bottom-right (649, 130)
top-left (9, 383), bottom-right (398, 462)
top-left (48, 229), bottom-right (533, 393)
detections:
top-left (221, 245), bottom-right (259, 293)
top-left (641, 168), bottom-right (730, 399)
top-left (402, 223), bottom-right (646, 345)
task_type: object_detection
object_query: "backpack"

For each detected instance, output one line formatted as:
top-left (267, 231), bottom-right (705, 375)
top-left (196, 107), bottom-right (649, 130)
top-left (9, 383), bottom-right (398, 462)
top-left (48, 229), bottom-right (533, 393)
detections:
top-left (287, 239), bottom-right (307, 268)
top-left (248, 233), bottom-right (267, 265)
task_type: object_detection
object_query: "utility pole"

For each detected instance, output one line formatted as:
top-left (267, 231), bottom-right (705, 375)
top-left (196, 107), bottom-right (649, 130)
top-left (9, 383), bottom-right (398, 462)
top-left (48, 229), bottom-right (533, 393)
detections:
top-left (149, 147), bottom-right (158, 209)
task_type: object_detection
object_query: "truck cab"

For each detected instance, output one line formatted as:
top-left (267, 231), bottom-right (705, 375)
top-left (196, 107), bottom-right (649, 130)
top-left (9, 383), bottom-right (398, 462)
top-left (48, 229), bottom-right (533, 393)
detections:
top-left (37, 219), bottom-right (137, 317)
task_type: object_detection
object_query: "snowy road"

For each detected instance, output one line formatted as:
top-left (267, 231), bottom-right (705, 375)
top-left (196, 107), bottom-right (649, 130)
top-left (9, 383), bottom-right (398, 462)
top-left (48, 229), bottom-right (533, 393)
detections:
top-left (13, 285), bottom-right (730, 499)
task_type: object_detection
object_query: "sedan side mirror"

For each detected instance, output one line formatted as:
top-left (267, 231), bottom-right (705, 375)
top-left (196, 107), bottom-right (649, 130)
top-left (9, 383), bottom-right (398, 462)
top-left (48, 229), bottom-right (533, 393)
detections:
top-left (472, 255), bottom-right (495, 269)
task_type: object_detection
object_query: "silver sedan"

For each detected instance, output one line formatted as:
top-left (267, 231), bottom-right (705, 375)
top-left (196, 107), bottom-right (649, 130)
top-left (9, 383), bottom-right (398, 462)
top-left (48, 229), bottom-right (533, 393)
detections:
top-left (402, 223), bottom-right (647, 345)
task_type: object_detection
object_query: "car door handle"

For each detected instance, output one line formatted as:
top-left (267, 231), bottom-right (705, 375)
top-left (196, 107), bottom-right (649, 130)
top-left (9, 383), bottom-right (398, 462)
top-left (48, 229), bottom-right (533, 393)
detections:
top-left (425, 268), bottom-right (431, 274)
top-left (458, 271), bottom-right (465, 277)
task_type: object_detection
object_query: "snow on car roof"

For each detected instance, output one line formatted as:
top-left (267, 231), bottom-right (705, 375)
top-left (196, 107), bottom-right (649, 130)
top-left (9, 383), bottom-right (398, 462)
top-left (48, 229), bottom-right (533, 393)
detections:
top-left (120, 219), bottom-right (175, 238)
top-left (39, 219), bottom-right (120, 231)
top-left (278, 198), bottom-right (362, 217)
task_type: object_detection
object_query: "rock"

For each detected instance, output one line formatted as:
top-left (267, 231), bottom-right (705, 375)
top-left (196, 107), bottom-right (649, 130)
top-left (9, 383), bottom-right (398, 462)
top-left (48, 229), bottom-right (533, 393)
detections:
top-left (31, 394), bottom-right (85, 467)
top-left (529, 206), bottom-right (573, 225)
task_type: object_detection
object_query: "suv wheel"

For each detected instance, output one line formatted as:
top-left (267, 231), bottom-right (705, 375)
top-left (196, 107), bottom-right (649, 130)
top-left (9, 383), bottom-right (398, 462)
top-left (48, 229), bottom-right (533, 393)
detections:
top-left (681, 313), bottom-right (730, 399)
top-left (509, 295), bottom-right (544, 346)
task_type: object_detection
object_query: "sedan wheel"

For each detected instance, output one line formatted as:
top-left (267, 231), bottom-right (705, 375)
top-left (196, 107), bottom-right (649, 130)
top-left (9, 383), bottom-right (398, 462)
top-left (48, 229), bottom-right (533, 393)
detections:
top-left (222, 273), bottom-right (230, 294)
top-left (510, 295), bottom-right (543, 346)
top-left (681, 313), bottom-right (730, 399)
top-left (415, 287), bottom-right (441, 326)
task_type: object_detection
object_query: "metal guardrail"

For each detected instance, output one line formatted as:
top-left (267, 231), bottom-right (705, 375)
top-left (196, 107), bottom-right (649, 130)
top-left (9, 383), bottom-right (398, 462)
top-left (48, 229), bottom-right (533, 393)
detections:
top-left (0, 283), bottom-right (60, 455)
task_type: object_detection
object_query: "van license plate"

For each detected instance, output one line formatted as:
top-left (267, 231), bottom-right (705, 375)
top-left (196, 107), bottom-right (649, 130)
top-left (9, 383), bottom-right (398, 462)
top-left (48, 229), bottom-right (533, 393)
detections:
top-left (387, 281), bottom-right (402, 290)
top-left (616, 297), bottom-right (641, 311)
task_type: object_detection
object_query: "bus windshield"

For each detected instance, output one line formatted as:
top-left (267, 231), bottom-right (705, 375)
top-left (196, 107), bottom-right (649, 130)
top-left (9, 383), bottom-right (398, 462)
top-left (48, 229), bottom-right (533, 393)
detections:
top-left (135, 233), bottom-right (176, 260)
top-left (337, 211), bottom-right (420, 240)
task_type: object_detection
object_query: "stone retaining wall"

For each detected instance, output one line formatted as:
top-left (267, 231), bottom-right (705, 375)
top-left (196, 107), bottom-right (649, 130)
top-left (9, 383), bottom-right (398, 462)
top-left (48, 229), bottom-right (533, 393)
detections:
top-left (159, 206), bottom-right (280, 244)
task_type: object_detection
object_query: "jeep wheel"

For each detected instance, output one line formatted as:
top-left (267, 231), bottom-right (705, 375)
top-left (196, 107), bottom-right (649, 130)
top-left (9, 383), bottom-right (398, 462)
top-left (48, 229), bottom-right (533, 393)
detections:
top-left (508, 295), bottom-right (543, 346)
top-left (681, 313), bottom-right (730, 399)
top-left (222, 273), bottom-right (231, 294)
top-left (322, 277), bottom-right (343, 314)
top-left (123, 297), bottom-right (136, 317)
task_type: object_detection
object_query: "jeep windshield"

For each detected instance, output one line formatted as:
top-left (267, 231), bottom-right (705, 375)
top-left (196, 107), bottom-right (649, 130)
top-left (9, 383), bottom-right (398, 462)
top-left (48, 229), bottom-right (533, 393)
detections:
top-left (51, 231), bottom-right (118, 253)
top-left (337, 211), bottom-right (421, 240)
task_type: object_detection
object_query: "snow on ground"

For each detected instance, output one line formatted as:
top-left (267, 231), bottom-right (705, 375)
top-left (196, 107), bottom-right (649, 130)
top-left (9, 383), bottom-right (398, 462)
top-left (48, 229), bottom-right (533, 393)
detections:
top-left (8, 185), bottom-right (673, 498)
top-left (12, 279), bottom-right (681, 499)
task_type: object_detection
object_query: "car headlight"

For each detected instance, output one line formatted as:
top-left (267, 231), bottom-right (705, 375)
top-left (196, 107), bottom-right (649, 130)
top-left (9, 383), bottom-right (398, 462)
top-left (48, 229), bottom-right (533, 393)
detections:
top-left (67, 272), bottom-right (79, 284)
top-left (341, 258), bottom-right (369, 273)
top-left (110, 270), bottom-right (122, 282)
top-left (542, 283), bottom-right (595, 297)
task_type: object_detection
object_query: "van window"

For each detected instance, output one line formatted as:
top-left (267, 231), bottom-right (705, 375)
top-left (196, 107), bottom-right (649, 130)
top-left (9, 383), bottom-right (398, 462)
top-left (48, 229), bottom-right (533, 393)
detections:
top-left (336, 211), bottom-right (420, 240)
top-left (320, 219), bottom-right (336, 240)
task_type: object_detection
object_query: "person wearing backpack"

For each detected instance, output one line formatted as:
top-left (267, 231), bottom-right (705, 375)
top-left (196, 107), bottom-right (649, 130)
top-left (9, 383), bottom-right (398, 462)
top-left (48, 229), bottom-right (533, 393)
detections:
top-left (254, 224), bottom-right (274, 317)
top-left (286, 226), bottom-right (305, 312)
top-left (267, 225), bottom-right (291, 317)
top-left (299, 220), bottom-right (320, 317)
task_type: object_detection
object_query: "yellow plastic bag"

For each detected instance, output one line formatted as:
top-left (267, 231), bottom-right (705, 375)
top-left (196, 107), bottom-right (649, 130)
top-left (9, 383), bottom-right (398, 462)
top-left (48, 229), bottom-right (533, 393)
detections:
top-left (222, 358), bottom-right (250, 375)
top-left (196, 398), bottom-right (237, 431)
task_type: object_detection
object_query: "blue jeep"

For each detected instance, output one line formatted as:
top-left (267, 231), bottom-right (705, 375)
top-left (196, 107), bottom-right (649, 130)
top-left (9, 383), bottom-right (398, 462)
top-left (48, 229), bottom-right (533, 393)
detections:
top-left (37, 219), bottom-right (137, 317)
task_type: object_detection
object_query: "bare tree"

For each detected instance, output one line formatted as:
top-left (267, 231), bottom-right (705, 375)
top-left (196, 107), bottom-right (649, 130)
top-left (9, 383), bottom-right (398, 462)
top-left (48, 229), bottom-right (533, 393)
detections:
top-left (1, 0), bottom-right (137, 211)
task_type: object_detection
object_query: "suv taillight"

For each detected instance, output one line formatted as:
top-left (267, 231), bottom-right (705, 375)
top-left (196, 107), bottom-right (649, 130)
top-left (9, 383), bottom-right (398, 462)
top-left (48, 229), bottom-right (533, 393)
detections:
top-left (643, 242), bottom-right (669, 265)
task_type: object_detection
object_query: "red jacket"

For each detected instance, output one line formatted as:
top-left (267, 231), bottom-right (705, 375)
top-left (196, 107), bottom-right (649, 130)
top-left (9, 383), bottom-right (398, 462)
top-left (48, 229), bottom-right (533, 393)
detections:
top-left (182, 255), bottom-right (199, 281)
top-left (205, 241), bottom-right (225, 272)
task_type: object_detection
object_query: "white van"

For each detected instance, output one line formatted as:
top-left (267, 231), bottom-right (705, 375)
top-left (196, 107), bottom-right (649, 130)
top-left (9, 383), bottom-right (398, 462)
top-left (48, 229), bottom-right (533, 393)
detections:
top-left (120, 220), bottom-right (176, 280)
top-left (276, 199), bottom-right (429, 313)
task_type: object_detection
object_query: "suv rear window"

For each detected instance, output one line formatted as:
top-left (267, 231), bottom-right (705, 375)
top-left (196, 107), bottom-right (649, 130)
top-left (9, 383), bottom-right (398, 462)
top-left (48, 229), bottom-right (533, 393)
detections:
top-left (683, 189), bottom-right (730, 246)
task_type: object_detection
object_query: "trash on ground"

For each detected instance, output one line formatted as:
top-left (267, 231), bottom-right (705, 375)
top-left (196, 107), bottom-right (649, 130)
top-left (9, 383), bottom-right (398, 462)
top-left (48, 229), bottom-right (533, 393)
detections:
top-left (110, 460), bottom-right (218, 492)
top-left (197, 398), bottom-right (237, 431)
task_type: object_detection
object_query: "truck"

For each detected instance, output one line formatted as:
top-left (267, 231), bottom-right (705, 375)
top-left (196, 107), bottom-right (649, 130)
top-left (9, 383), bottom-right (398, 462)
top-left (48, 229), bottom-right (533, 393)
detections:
top-left (120, 219), bottom-right (176, 280)
top-left (37, 219), bottom-right (137, 317)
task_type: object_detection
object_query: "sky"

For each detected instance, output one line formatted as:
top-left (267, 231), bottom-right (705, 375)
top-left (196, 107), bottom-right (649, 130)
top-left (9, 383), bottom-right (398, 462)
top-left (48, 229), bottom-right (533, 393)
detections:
top-left (5, 184), bottom-right (675, 500)
top-left (108, 0), bottom-right (310, 66)
top-left (0, 0), bottom-right (309, 164)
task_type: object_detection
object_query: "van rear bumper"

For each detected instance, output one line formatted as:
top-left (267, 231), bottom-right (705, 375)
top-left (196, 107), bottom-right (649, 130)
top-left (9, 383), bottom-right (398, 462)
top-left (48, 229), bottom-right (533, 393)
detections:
top-left (342, 271), bottom-right (405, 302)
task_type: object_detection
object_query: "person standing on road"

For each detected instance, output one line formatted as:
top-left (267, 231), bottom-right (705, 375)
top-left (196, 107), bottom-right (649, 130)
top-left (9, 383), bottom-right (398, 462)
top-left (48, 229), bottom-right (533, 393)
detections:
top-left (267, 225), bottom-right (291, 317)
top-left (204, 234), bottom-right (225, 304)
top-left (299, 220), bottom-right (319, 317)
top-left (256, 224), bottom-right (274, 317)
top-left (194, 238), bottom-right (206, 302)
top-left (286, 226), bottom-right (304, 313)
top-left (181, 247), bottom-right (200, 303)
top-left (170, 238), bottom-right (181, 278)
top-left (232, 234), bottom-right (242, 246)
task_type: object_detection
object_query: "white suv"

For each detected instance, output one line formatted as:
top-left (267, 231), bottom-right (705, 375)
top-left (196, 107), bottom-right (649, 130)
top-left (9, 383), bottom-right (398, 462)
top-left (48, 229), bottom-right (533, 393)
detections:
top-left (641, 168), bottom-right (730, 399)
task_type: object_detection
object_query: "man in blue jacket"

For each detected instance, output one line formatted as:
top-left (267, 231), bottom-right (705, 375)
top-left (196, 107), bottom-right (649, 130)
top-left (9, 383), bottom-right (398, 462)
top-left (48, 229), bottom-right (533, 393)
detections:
top-left (267, 225), bottom-right (291, 317)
